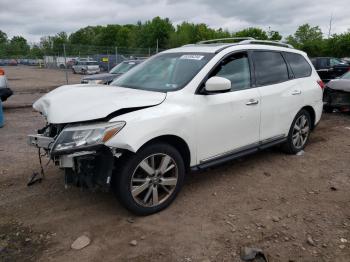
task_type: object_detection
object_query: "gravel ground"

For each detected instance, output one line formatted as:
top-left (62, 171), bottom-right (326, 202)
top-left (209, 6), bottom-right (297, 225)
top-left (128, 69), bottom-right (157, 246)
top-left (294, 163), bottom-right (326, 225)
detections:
top-left (0, 66), bottom-right (349, 262)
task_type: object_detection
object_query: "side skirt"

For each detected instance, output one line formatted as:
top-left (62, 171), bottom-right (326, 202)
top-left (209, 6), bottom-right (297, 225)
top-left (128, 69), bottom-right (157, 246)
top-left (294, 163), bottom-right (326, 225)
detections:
top-left (190, 136), bottom-right (287, 172)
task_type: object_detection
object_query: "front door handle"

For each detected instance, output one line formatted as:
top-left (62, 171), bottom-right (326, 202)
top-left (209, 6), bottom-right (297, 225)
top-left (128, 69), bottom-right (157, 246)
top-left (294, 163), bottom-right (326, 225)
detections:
top-left (246, 99), bottom-right (259, 105)
top-left (291, 90), bottom-right (301, 95)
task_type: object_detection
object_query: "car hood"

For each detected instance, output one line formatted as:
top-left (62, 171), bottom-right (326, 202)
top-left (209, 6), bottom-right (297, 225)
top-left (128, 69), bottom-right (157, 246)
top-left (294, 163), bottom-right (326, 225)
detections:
top-left (82, 73), bottom-right (121, 81)
top-left (327, 79), bottom-right (350, 92)
top-left (33, 84), bottom-right (166, 124)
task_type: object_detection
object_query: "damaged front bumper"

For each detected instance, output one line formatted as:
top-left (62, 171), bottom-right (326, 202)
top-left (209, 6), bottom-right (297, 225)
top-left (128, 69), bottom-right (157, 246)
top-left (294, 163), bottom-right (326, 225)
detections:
top-left (27, 133), bottom-right (117, 191)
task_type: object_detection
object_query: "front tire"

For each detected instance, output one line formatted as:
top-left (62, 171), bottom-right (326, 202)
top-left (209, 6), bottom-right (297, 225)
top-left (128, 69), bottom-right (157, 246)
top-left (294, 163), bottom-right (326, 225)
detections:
top-left (282, 109), bottom-right (311, 154)
top-left (112, 143), bottom-right (185, 215)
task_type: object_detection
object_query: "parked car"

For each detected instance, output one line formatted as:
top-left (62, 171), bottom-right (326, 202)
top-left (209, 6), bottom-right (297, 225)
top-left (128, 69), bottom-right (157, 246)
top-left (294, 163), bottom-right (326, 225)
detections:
top-left (28, 38), bottom-right (323, 215)
top-left (323, 71), bottom-right (350, 113)
top-left (81, 60), bottom-right (144, 84)
top-left (0, 68), bottom-right (13, 101)
top-left (8, 59), bottom-right (18, 66)
top-left (310, 57), bottom-right (350, 82)
top-left (72, 61), bottom-right (100, 74)
top-left (93, 54), bottom-right (127, 72)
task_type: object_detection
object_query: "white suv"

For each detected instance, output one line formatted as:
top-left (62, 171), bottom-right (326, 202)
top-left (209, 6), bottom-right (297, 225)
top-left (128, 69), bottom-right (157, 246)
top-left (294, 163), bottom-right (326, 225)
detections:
top-left (28, 38), bottom-right (324, 215)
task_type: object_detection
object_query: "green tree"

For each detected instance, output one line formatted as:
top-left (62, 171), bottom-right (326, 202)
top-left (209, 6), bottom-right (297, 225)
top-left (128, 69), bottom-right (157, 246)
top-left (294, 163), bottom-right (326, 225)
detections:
top-left (234, 27), bottom-right (269, 40)
top-left (141, 17), bottom-right (175, 48)
top-left (8, 36), bottom-right (30, 57)
top-left (0, 30), bottom-right (7, 44)
top-left (268, 30), bottom-right (282, 41)
top-left (325, 32), bottom-right (350, 57)
top-left (29, 44), bottom-right (44, 58)
top-left (285, 24), bottom-right (324, 56)
top-left (0, 30), bottom-right (8, 58)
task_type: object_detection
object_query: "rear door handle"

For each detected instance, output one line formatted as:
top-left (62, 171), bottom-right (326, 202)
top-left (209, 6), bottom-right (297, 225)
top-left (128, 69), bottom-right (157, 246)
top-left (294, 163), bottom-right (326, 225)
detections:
top-left (291, 90), bottom-right (301, 95)
top-left (246, 99), bottom-right (259, 105)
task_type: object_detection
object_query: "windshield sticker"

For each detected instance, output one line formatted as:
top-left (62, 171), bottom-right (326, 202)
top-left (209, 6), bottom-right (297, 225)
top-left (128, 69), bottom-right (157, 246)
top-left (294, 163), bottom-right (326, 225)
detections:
top-left (166, 83), bottom-right (178, 89)
top-left (180, 55), bottom-right (204, 60)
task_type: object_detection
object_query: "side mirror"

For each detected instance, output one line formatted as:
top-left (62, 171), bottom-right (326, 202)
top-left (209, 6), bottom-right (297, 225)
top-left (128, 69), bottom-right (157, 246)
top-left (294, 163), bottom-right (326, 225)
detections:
top-left (204, 76), bottom-right (231, 92)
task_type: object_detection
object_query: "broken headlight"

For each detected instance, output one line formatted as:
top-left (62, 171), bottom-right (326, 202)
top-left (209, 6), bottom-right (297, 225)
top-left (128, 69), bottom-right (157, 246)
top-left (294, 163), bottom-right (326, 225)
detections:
top-left (51, 121), bottom-right (125, 153)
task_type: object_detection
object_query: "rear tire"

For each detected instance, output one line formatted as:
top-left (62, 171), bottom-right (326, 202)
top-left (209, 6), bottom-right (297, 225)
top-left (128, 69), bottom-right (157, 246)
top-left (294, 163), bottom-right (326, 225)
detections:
top-left (281, 109), bottom-right (311, 154)
top-left (112, 143), bottom-right (185, 215)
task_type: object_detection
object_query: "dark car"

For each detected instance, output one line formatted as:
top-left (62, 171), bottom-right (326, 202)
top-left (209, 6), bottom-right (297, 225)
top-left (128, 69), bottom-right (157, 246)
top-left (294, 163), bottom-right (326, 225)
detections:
top-left (323, 71), bottom-right (350, 113)
top-left (311, 57), bottom-right (350, 83)
top-left (81, 60), bottom-right (144, 84)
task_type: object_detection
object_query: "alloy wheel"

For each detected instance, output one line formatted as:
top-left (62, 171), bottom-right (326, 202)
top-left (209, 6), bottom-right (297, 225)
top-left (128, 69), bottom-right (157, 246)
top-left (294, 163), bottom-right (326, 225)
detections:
top-left (130, 153), bottom-right (178, 207)
top-left (292, 114), bottom-right (310, 149)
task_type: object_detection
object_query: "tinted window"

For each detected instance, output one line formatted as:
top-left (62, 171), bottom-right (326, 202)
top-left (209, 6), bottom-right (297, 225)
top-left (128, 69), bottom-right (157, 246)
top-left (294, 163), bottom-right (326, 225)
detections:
top-left (253, 51), bottom-right (289, 86)
top-left (310, 58), bottom-right (317, 67)
top-left (211, 52), bottom-right (251, 91)
top-left (318, 58), bottom-right (329, 68)
top-left (330, 58), bottom-right (344, 66)
top-left (284, 52), bottom-right (312, 78)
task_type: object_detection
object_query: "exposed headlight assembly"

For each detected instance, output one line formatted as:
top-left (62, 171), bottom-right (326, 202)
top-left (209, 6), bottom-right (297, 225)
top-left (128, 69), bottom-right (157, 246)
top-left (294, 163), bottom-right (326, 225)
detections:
top-left (52, 121), bottom-right (125, 153)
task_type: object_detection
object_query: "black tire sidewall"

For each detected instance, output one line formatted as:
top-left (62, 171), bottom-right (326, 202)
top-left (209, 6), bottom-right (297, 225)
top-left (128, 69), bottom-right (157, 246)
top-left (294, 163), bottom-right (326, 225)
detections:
top-left (113, 143), bottom-right (185, 215)
top-left (284, 109), bottom-right (311, 154)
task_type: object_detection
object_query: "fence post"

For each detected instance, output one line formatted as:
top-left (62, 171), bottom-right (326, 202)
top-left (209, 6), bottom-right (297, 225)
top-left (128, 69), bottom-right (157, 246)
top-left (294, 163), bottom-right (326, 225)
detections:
top-left (63, 44), bottom-right (68, 85)
top-left (107, 49), bottom-right (110, 72)
top-left (115, 47), bottom-right (118, 64)
top-left (156, 39), bottom-right (159, 53)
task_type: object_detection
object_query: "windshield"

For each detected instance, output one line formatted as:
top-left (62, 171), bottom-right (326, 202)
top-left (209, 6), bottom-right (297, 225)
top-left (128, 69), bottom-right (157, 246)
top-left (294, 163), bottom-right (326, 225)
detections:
top-left (110, 61), bottom-right (138, 74)
top-left (111, 52), bottom-right (214, 91)
top-left (341, 71), bottom-right (350, 79)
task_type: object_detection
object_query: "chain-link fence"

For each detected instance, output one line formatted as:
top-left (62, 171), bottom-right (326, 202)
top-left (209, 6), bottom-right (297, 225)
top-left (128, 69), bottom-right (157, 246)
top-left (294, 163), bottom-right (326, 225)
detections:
top-left (43, 44), bottom-right (164, 70)
top-left (0, 44), bottom-right (166, 85)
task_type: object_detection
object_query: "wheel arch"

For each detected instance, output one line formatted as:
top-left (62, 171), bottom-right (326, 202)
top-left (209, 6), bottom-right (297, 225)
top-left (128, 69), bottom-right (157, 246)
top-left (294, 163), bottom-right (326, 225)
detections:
top-left (301, 105), bottom-right (316, 130)
top-left (137, 135), bottom-right (191, 173)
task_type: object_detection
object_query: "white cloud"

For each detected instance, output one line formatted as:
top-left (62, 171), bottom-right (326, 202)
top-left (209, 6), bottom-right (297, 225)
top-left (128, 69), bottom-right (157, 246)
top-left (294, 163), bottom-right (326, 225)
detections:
top-left (0, 0), bottom-right (349, 42)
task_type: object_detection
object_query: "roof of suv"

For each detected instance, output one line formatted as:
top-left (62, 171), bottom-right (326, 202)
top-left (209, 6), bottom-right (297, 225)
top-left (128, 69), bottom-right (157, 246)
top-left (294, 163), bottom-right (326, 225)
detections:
top-left (165, 44), bottom-right (301, 53)
top-left (163, 41), bottom-right (306, 55)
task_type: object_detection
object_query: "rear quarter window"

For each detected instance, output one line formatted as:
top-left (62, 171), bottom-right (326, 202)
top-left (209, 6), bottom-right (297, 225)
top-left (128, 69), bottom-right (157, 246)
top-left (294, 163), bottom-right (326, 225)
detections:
top-left (252, 51), bottom-right (289, 86)
top-left (284, 52), bottom-right (312, 78)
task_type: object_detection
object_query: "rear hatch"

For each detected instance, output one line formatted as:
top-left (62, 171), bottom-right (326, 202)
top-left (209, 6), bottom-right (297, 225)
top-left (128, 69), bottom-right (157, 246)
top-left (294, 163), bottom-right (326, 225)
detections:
top-left (86, 62), bottom-right (100, 72)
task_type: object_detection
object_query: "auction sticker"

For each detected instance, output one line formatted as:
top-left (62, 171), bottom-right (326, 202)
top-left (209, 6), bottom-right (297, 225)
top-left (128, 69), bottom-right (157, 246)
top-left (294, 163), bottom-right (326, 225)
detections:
top-left (180, 55), bottom-right (204, 60)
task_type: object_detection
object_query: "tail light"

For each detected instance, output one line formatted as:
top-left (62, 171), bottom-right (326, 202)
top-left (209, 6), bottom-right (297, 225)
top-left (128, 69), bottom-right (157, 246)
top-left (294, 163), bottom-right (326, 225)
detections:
top-left (0, 68), bottom-right (4, 75)
top-left (317, 80), bottom-right (325, 90)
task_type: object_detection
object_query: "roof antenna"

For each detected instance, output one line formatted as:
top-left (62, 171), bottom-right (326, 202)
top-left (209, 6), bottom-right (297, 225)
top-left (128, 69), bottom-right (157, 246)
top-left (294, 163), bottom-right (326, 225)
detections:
top-left (328, 13), bottom-right (333, 38)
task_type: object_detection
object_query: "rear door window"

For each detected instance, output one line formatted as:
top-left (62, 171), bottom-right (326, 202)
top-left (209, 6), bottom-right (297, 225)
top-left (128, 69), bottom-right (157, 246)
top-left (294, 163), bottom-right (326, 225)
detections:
top-left (252, 51), bottom-right (289, 86)
top-left (284, 52), bottom-right (312, 78)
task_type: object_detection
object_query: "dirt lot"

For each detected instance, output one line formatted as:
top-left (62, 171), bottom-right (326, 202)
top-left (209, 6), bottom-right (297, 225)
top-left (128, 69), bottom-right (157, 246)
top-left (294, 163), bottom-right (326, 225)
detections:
top-left (2, 66), bottom-right (81, 108)
top-left (0, 66), bottom-right (350, 262)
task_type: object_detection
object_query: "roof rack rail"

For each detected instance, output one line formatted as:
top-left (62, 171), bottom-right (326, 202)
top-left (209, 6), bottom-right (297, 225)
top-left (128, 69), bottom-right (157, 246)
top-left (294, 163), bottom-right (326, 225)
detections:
top-left (239, 40), bottom-right (294, 48)
top-left (197, 37), bottom-right (255, 44)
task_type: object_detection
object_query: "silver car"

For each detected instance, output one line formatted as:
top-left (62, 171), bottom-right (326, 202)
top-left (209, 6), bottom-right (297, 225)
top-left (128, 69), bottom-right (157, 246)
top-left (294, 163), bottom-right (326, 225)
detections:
top-left (72, 61), bottom-right (100, 75)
